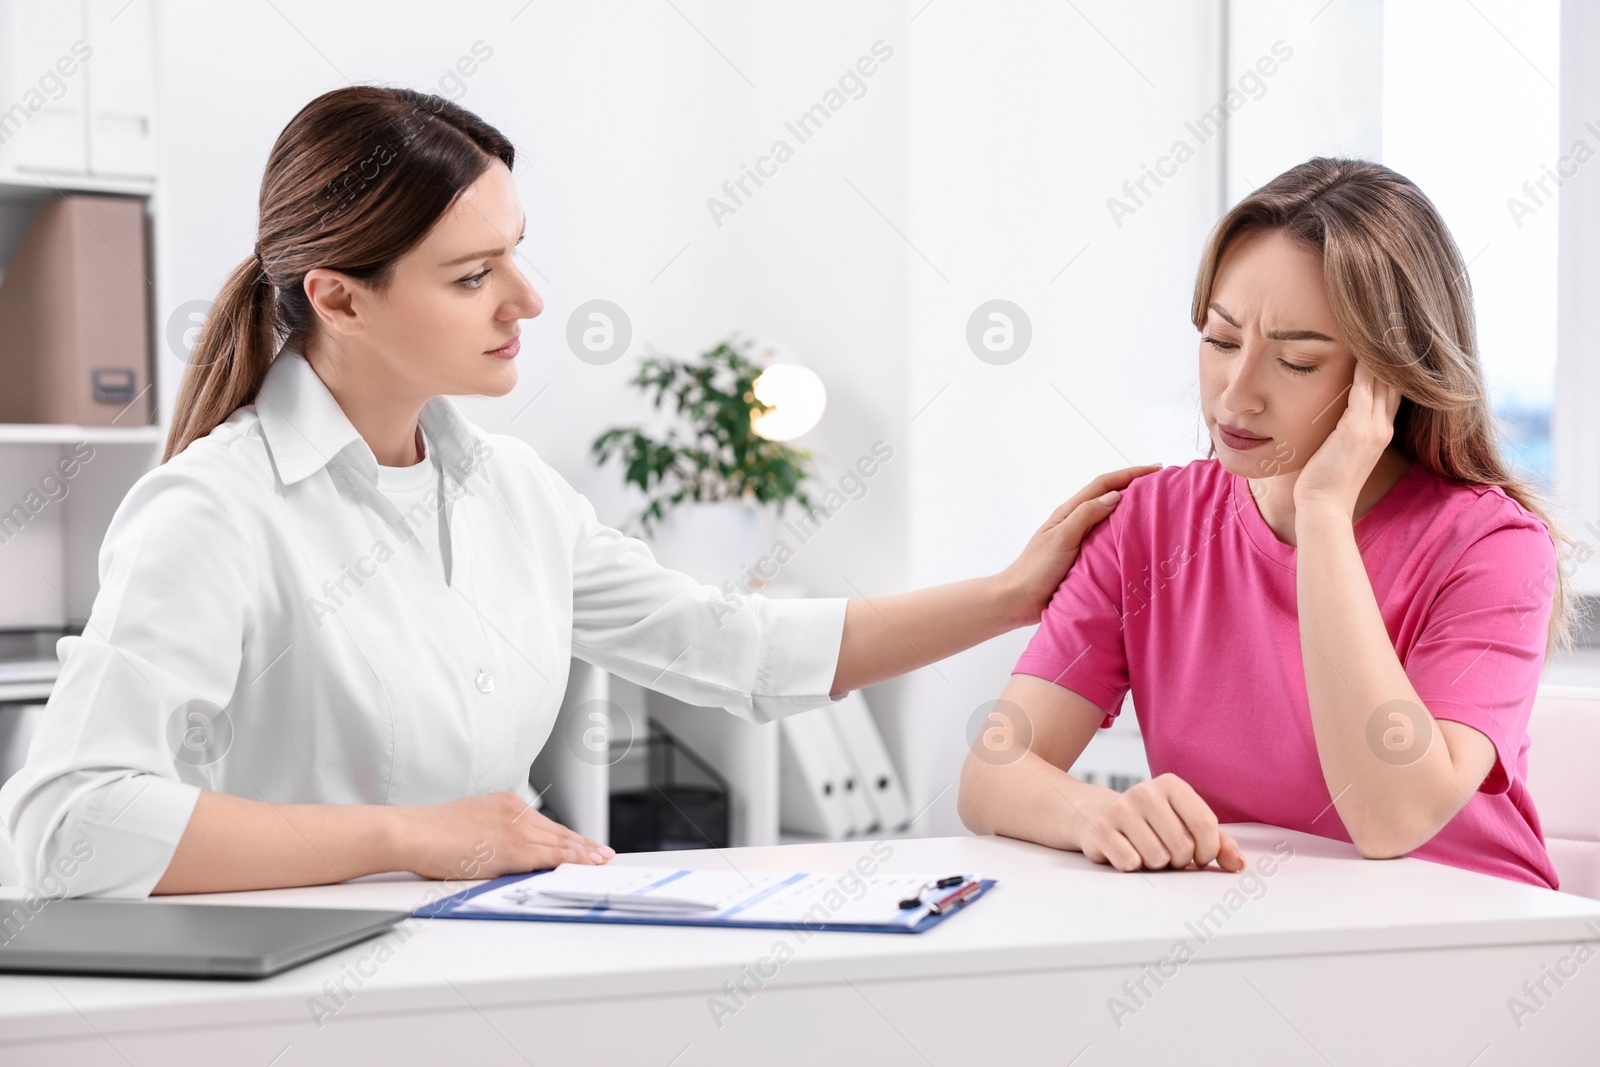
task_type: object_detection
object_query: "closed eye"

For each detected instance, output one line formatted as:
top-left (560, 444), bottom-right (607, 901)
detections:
top-left (1202, 336), bottom-right (1318, 374)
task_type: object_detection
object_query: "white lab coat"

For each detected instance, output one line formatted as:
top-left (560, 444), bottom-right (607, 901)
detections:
top-left (0, 345), bottom-right (848, 898)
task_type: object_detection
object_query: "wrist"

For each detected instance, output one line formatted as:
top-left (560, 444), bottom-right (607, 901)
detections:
top-left (1056, 772), bottom-right (1116, 852)
top-left (1294, 498), bottom-right (1355, 531)
top-left (989, 570), bottom-right (1040, 630)
top-left (365, 804), bottom-right (406, 875)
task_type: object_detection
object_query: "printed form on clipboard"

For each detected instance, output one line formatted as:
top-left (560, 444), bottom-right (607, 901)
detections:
top-left (420, 863), bottom-right (998, 934)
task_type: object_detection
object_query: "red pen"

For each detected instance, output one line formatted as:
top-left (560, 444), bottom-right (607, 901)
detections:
top-left (928, 880), bottom-right (982, 915)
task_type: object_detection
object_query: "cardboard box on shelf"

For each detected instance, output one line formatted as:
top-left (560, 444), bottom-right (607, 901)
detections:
top-left (0, 193), bottom-right (152, 426)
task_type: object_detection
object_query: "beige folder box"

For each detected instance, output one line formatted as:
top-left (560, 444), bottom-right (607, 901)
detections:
top-left (0, 194), bottom-right (152, 425)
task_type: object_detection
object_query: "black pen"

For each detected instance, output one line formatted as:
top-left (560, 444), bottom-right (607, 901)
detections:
top-left (899, 874), bottom-right (971, 910)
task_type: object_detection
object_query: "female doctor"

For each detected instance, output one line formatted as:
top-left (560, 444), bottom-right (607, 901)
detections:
top-left (0, 86), bottom-right (1151, 899)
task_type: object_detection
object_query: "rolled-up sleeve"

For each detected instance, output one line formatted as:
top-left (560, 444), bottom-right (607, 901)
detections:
top-left (562, 487), bottom-right (847, 724)
top-left (0, 466), bottom-right (252, 898)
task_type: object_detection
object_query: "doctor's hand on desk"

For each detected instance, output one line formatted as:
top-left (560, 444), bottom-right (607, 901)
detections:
top-left (153, 787), bottom-right (613, 895)
top-left (406, 792), bottom-right (615, 880)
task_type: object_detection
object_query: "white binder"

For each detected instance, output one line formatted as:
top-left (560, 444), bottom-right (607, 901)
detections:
top-left (826, 691), bottom-right (911, 832)
top-left (827, 709), bottom-right (878, 835)
top-left (778, 711), bottom-right (857, 838)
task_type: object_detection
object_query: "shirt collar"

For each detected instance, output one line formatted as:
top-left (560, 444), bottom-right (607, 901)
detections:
top-left (255, 341), bottom-right (480, 489)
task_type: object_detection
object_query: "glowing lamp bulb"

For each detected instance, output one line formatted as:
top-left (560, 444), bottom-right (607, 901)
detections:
top-left (751, 364), bottom-right (826, 441)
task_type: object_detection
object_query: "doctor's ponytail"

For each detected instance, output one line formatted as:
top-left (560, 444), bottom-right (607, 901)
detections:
top-left (162, 86), bottom-right (515, 463)
top-left (162, 249), bottom-right (278, 463)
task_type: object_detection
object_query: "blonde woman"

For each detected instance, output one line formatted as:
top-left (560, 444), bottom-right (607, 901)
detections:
top-left (959, 157), bottom-right (1573, 888)
top-left (0, 86), bottom-right (1151, 898)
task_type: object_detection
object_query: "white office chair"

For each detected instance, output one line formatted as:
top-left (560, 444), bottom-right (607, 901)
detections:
top-left (1526, 684), bottom-right (1600, 898)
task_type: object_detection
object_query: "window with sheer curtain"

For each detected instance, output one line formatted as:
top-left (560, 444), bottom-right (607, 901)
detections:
top-left (1382, 0), bottom-right (1560, 491)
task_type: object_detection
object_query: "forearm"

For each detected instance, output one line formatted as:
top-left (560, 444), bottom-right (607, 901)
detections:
top-left (831, 575), bottom-right (1027, 695)
top-left (1296, 505), bottom-right (1460, 855)
top-left (958, 751), bottom-right (1113, 853)
top-left (153, 789), bottom-right (399, 894)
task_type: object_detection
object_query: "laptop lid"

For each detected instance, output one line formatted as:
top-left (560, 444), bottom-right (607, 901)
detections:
top-left (0, 900), bottom-right (411, 979)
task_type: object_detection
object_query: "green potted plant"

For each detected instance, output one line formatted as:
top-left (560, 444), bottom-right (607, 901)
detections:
top-left (591, 338), bottom-right (821, 576)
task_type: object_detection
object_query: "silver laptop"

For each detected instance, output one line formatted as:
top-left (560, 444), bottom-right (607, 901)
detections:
top-left (0, 900), bottom-right (411, 979)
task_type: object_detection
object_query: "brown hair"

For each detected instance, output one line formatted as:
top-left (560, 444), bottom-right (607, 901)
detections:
top-left (162, 86), bottom-right (514, 462)
top-left (1191, 157), bottom-right (1579, 657)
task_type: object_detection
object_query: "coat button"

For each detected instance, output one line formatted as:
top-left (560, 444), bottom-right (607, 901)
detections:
top-left (475, 669), bottom-right (495, 694)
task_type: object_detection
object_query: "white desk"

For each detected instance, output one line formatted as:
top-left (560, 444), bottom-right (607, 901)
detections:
top-left (2, 824), bottom-right (1598, 1065)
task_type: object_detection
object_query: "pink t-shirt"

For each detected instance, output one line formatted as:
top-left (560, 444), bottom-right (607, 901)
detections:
top-left (1014, 458), bottom-right (1560, 890)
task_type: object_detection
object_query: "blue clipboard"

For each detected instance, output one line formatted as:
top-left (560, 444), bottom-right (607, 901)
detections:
top-left (414, 871), bottom-right (998, 935)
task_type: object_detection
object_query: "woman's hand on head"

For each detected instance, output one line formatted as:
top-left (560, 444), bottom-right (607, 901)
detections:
top-left (998, 463), bottom-right (1162, 625)
top-left (1075, 773), bottom-right (1245, 873)
top-left (403, 791), bottom-right (614, 881)
top-left (1293, 360), bottom-right (1403, 515)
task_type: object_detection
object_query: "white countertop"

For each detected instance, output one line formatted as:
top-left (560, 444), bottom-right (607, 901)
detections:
top-left (2, 824), bottom-right (1597, 1045)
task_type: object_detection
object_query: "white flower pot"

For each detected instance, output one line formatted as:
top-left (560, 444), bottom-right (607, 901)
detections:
top-left (644, 499), bottom-right (772, 587)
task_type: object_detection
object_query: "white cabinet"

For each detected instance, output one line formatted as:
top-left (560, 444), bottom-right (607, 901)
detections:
top-left (0, 0), bottom-right (90, 175)
top-left (85, 0), bottom-right (155, 178)
top-left (0, 0), bottom-right (154, 181)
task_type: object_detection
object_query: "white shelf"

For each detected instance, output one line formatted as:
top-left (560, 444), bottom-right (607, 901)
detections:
top-left (0, 657), bottom-right (56, 705)
top-left (0, 424), bottom-right (162, 445)
top-left (0, 171), bottom-right (154, 200)
top-left (0, 681), bottom-right (52, 704)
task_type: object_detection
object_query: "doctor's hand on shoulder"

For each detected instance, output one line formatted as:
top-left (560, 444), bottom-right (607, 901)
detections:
top-left (996, 463), bottom-right (1161, 622)
top-left (406, 792), bottom-right (615, 880)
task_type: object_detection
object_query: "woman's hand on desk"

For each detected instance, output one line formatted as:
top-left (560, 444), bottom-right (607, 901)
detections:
top-left (403, 792), bottom-right (615, 880)
top-left (997, 464), bottom-right (1161, 625)
top-left (1074, 774), bottom-right (1245, 874)
top-left (956, 678), bottom-right (1243, 876)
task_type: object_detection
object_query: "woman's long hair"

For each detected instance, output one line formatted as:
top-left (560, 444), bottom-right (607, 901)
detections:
top-left (1191, 157), bottom-right (1578, 657)
top-left (162, 86), bottom-right (515, 462)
